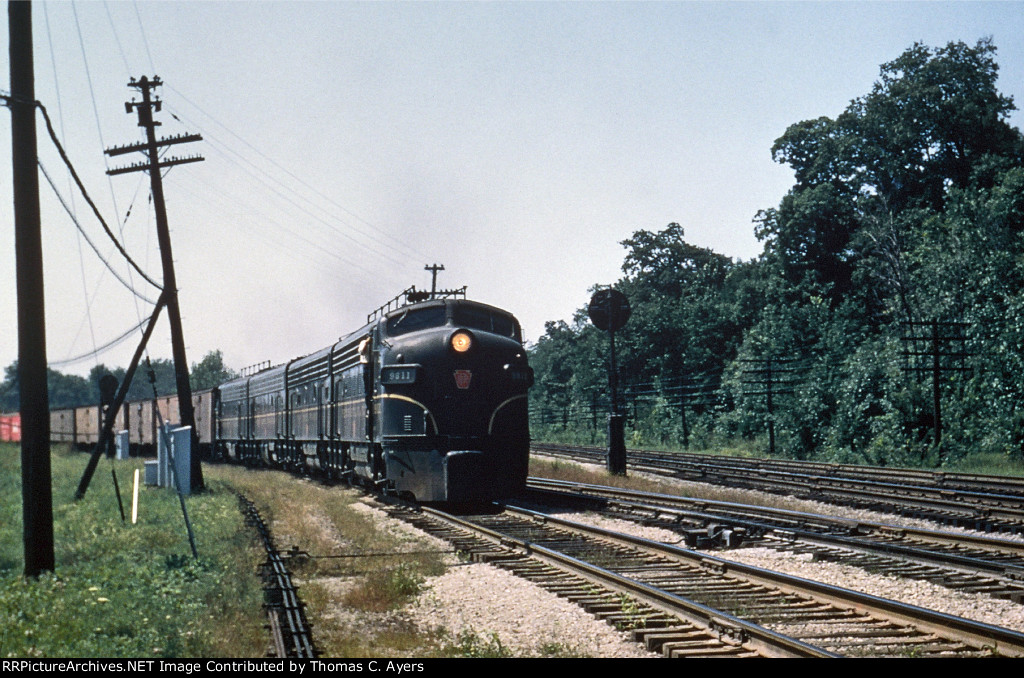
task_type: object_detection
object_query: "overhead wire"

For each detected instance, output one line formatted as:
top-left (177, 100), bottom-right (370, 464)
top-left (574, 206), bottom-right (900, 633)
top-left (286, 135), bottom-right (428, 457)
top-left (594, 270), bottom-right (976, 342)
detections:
top-left (163, 104), bottom-right (411, 271)
top-left (132, 0), bottom-right (156, 73)
top-left (43, 1), bottom-right (99, 366)
top-left (35, 2), bottom-right (165, 374)
top-left (163, 91), bottom-right (432, 265)
top-left (48, 316), bottom-right (153, 368)
top-left (35, 3), bottom-right (460, 379)
top-left (166, 151), bottom-right (384, 279)
top-left (35, 100), bottom-right (163, 290)
top-left (74, 0), bottom-right (157, 368)
top-left (166, 172), bottom-right (376, 282)
top-left (38, 161), bottom-right (159, 305)
top-left (99, 5), bottom-right (442, 298)
top-left (103, 0), bottom-right (134, 80)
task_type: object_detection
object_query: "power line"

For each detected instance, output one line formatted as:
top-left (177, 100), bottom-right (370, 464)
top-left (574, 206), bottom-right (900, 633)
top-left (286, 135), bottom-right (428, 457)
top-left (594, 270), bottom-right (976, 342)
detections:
top-left (42, 2), bottom-right (99, 368)
top-left (34, 98), bottom-right (163, 289)
top-left (37, 160), bottom-right (159, 304)
top-left (163, 91), bottom-right (433, 264)
top-left (48, 316), bottom-right (152, 368)
top-left (163, 107), bottom-right (412, 270)
top-left (131, 0), bottom-right (156, 74)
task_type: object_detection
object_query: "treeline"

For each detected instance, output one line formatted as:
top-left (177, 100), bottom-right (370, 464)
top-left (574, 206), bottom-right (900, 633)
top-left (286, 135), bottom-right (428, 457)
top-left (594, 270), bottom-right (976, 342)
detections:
top-left (0, 350), bottom-right (236, 411)
top-left (529, 39), bottom-right (1024, 467)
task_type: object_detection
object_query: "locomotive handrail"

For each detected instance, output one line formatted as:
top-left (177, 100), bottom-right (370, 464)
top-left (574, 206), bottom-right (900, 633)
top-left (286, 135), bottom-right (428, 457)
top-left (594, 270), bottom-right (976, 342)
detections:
top-left (367, 286), bottom-right (418, 324)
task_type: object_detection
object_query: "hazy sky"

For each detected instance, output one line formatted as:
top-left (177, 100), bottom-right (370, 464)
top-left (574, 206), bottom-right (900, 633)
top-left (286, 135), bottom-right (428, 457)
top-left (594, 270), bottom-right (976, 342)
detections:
top-left (3, 1), bottom-right (1023, 381)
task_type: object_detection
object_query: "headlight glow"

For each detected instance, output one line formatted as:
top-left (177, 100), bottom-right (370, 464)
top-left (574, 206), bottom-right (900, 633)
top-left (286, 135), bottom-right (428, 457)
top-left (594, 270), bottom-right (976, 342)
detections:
top-left (451, 331), bottom-right (473, 353)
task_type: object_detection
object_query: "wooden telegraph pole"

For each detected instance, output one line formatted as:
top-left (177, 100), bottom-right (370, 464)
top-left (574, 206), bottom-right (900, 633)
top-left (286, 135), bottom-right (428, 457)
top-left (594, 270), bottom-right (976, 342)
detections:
top-left (9, 0), bottom-right (55, 576)
top-left (425, 263), bottom-right (445, 298)
top-left (105, 76), bottom-right (205, 490)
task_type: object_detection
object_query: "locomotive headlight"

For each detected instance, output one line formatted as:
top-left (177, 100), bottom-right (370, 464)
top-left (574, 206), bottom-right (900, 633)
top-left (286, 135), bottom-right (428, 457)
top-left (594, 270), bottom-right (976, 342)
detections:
top-left (450, 331), bottom-right (473, 353)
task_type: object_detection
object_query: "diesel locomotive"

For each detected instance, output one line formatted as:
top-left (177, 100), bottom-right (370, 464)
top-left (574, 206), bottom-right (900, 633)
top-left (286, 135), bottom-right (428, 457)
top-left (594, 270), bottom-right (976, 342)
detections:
top-left (215, 289), bottom-right (534, 502)
top-left (43, 289), bottom-right (533, 503)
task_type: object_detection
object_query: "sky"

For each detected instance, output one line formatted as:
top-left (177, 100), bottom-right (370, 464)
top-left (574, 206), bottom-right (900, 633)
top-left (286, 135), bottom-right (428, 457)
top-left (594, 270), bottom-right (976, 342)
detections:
top-left (2, 1), bottom-right (1023, 382)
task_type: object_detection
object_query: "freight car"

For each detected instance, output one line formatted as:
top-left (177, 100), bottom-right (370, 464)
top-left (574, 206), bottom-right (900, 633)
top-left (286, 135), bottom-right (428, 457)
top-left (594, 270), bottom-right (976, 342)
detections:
top-left (217, 291), bottom-right (533, 503)
top-left (50, 389), bottom-right (216, 457)
top-left (0, 412), bottom-right (20, 443)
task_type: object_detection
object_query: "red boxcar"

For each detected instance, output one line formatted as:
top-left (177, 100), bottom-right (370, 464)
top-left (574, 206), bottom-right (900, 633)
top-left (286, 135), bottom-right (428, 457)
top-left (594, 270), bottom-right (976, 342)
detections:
top-left (0, 412), bottom-right (21, 443)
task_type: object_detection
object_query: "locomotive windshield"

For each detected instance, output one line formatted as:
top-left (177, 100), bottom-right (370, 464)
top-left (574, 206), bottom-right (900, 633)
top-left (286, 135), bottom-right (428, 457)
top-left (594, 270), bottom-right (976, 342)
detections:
top-left (452, 306), bottom-right (520, 341)
top-left (386, 306), bottom-right (446, 336)
top-left (385, 301), bottom-right (522, 341)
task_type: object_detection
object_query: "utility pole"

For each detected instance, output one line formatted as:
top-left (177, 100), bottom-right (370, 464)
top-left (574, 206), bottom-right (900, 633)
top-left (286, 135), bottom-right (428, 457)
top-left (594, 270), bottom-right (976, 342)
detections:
top-left (901, 319), bottom-right (971, 455)
top-left (105, 76), bottom-right (205, 490)
top-left (677, 375), bottom-right (690, 450)
top-left (10, 0), bottom-right (55, 577)
top-left (424, 263), bottom-right (445, 298)
top-left (741, 357), bottom-right (797, 456)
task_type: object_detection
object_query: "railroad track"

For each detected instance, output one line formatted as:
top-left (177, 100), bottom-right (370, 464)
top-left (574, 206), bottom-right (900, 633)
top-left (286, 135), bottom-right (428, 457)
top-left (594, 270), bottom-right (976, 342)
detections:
top-left (526, 477), bottom-right (1024, 604)
top-left (533, 443), bottom-right (1024, 534)
top-left (237, 494), bottom-right (318, 659)
top-left (382, 499), bottom-right (1024, 658)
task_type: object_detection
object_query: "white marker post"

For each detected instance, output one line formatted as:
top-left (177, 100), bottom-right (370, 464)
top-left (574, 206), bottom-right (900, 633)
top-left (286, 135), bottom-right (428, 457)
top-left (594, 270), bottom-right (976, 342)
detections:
top-left (131, 468), bottom-right (140, 524)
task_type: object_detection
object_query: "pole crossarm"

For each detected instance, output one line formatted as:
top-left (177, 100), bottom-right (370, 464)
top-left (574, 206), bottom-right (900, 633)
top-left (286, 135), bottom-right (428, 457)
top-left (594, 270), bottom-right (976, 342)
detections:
top-left (105, 132), bottom-right (203, 157)
top-left (106, 154), bottom-right (204, 176)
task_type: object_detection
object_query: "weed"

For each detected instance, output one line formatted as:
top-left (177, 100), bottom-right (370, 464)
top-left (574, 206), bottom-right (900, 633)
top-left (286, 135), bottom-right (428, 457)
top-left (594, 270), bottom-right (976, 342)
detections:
top-left (537, 641), bottom-right (590, 658)
top-left (614, 593), bottom-right (647, 630)
top-left (442, 630), bottom-right (513, 658)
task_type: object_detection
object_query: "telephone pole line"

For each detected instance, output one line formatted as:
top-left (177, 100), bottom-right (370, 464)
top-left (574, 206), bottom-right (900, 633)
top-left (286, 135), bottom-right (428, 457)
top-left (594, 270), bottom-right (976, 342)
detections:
top-left (901, 318), bottom-right (971, 452)
top-left (105, 76), bottom-right (205, 490)
top-left (741, 357), bottom-right (798, 456)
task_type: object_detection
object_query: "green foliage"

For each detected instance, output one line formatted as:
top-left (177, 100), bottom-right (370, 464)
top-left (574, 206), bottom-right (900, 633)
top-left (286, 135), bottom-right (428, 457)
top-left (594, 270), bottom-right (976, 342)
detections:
top-left (0, 443), bottom-right (265, 658)
top-left (1, 363), bottom-right (94, 411)
top-left (530, 39), bottom-right (1024, 468)
top-left (1, 350), bottom-right (238, 413)
top-left (341, 563), bottom-right (425, 612)
top-left (441, 630), bottom-right (513, 658)
top-left (190, 350), bottom-right (238, 391)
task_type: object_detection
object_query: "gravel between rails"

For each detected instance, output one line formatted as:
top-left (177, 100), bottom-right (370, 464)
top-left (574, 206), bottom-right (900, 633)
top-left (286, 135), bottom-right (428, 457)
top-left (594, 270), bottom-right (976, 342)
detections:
top-left (351, 457), bottom-right (1024, 658)
top-left (351, 500), bottom-right (660, 658)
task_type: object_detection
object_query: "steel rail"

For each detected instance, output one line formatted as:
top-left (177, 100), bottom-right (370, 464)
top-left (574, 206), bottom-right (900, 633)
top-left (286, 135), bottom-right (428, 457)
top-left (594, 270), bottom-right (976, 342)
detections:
top-left (533, 443), bottom-right (1024, 531)
top-left (415, 504), bottom-right (835, 658)
top-left (237, 494), bottom-right (317, 659)
top-left (500, 503), bottom-right (1024, 656)
top-left (527, 478), bottom-right (1024, 602)
top-left (533, 443), bottom-right (1024, 498)
top-left (528, 477), bottom-right (1024, 561)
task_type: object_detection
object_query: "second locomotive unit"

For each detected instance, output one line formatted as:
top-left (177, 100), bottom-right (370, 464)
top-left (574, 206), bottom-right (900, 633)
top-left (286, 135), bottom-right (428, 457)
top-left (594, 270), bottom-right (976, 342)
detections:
top-left (215, 289), bottom-right (533, 502)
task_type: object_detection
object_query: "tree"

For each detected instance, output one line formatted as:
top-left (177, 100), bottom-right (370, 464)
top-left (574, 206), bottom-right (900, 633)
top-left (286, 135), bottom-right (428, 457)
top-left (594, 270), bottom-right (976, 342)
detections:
top-left (190, 350), bottom-right (237, 390)
top-left (761, 38), bottom-right (1023, 315)
top-left (529, 39), bottom-right (1024, 464)
top-left (1, 361), bottom-right (92, 410)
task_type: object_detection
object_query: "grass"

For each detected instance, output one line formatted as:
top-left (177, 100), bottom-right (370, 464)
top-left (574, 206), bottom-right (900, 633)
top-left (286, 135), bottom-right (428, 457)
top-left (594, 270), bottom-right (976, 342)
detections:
top-left (1, 445), bottom-right (500, 658)
top-left (943, 452), bottom-right (1024, 477)
top-left (0, 443), bottom-right (266, 658)
top-left (439, 630), bottom-right (512, 658)
top-left (198, 463), bottom-right (453, 658)
top-left (6, 442), bottom-right (713, 659)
